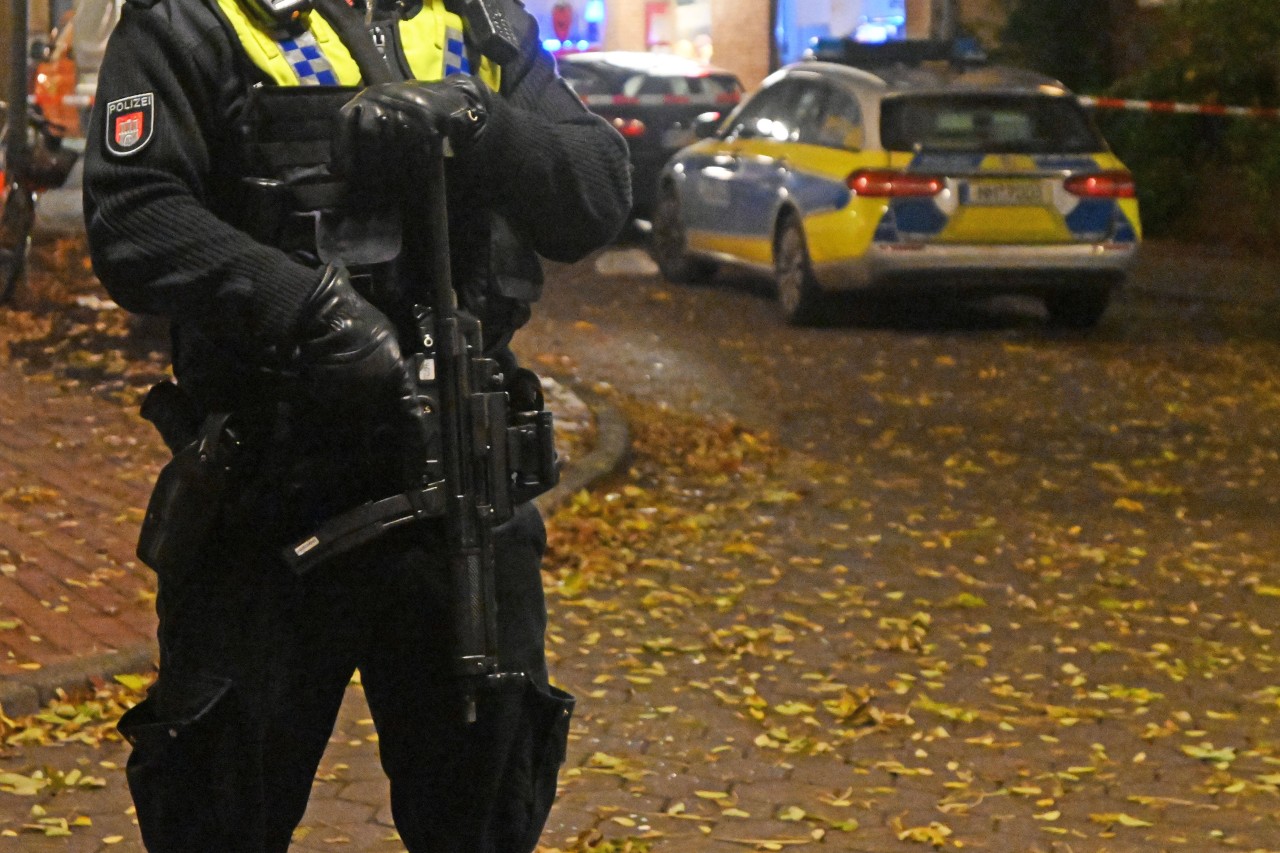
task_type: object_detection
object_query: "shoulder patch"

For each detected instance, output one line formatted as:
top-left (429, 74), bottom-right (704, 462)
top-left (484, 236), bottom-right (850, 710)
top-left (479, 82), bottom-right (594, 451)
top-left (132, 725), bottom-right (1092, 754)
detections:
top-left (105, 94), bottom-right (155, 157)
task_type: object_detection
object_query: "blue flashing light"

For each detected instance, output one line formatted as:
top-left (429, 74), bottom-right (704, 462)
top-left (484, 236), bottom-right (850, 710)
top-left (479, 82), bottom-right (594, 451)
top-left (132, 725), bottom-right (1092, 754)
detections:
top-left (577, 39), bottom-right (590, 51)
top-left (854, 24), bottom-right (891, 44)
top-left (584, 0), bottom-right (604, 24)
top-left (543, 38), bottom-right (563, 51)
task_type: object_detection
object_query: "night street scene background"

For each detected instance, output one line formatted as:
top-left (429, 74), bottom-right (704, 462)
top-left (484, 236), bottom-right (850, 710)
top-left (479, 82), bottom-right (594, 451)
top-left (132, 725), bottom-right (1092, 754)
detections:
top-left (2, 1), bottom-right (1280, 851)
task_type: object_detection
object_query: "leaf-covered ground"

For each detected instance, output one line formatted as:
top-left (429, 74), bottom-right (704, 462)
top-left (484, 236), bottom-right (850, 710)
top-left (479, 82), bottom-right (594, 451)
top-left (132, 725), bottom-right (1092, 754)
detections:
top-left (2, 237), bottom-right (1279, 852)
top-left (513, 248), bottom-right (1280, 852)
top-left (527, 384), bottom-right (1280, 852)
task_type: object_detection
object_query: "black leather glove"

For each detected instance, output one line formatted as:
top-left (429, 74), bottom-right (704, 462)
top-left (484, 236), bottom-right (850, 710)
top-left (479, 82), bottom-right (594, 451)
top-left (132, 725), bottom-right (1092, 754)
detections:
top-left (334, 76), bottom-right (489, 176)
top-left (294, 263), bottom-right (411, 409)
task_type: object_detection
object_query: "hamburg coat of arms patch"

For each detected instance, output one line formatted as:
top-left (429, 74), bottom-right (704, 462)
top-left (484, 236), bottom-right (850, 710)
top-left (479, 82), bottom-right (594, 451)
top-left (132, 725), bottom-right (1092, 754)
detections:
top-left (105, 94), bottom-right (155, 157)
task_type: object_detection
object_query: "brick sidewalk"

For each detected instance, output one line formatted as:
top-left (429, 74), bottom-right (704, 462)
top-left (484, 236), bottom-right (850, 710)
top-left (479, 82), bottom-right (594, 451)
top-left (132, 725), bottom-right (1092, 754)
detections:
top-left (0, 368), bottom-right (165, 714)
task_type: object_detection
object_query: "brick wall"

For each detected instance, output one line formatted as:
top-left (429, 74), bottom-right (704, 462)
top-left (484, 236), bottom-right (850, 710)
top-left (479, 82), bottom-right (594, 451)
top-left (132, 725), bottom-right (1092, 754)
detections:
top-left (905, 0), bottom-right (931, 38)
top-left (596, 0), bottom-right (1014, 92)
top-left (602, 0), bottom-right (647, 51)
top-left (957, 0), bottom-right (1007, 45)
top-left (709, 0), bottom-right (771, 89)
top-left (601, 0), bottom-right (772, 90)
top-left (906, 0), bottom-right (1007, 41)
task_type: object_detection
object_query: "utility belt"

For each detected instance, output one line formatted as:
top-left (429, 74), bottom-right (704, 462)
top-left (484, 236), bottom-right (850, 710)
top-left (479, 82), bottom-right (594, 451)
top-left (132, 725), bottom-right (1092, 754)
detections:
top-left (134, 352), bottom-right (559, 579)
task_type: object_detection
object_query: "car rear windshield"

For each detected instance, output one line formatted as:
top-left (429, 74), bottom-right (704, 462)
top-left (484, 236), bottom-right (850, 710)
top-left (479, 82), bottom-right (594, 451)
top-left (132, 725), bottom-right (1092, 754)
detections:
top-left (562, 63), bottom-right (742, 100)
top-left (623, 73), bottom-right (743, 99)
top-left (879, 94), bottom-right (1106, 154)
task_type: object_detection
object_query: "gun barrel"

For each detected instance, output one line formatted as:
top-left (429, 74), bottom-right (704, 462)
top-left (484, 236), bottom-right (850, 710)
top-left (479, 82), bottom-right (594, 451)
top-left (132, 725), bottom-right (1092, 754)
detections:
top-left (406, 144), bottom-right (504, 718)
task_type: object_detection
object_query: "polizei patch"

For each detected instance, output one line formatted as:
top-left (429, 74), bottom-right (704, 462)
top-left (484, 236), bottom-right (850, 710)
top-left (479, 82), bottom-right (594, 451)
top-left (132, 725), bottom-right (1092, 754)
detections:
top-left (105, 93), bottom-right (155, 156)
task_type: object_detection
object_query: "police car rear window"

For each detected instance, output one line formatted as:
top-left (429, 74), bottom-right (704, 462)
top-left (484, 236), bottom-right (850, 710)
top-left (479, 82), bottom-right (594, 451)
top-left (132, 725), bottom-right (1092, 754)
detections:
top-left (879, 94), bottom-right (1105, 154)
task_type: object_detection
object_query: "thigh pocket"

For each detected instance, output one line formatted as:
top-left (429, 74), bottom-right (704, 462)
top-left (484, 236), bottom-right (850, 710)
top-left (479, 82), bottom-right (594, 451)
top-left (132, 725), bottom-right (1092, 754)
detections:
top-left (492, 680), bottom-right (575, 853)
top-left (117, 674), bottom-right (237, 845)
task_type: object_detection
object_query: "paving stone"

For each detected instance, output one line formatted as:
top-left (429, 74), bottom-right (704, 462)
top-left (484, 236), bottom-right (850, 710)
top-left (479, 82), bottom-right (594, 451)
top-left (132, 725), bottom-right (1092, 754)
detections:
top-left (335, 779), bottom-right (392, 807)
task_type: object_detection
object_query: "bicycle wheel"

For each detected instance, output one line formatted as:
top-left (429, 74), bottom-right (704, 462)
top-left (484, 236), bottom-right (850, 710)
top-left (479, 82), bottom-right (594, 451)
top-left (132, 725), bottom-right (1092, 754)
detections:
top-left (0, 183), bottom-right (36, 303)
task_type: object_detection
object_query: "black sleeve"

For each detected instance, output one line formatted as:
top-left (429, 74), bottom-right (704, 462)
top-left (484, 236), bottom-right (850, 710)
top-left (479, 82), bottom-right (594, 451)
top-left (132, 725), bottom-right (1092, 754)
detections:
top-left (455, 18), bottom-right (632, 262)
top-left (83, 0), bottom-right (322, 353)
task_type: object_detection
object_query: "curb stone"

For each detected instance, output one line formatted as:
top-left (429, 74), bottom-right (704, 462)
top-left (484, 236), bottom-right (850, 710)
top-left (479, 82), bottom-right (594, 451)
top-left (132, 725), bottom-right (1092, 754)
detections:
top-left (535, 380), bottom-right (631, 513)
top-left (0, 381), bottom-right (630, 718)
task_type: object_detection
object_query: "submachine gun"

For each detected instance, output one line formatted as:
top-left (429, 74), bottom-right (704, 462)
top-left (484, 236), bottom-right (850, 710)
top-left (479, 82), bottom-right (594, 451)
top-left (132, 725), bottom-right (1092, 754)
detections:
top-left (280, 0), bottom-right (557, 723)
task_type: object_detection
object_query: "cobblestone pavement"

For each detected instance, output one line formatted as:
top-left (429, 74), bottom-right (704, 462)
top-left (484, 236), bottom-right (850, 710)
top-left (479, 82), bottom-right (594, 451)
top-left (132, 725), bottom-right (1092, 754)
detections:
top-left (0, 366), bottom-right (163, 704)
top-left (3, 238), bottom-right (1280, 852)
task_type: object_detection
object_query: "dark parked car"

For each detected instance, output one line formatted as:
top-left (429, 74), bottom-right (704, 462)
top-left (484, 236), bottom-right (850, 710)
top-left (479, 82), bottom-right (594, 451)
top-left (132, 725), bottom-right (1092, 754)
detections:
top-left (558, 51), bottom-right (743, 219)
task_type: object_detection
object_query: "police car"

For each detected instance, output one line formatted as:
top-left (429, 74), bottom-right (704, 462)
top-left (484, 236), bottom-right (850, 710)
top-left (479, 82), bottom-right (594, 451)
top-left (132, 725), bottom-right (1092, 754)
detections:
top-left (651, 51), bottom-right (1141, 327)
top-left (558, 52), bottom-right (743, 218)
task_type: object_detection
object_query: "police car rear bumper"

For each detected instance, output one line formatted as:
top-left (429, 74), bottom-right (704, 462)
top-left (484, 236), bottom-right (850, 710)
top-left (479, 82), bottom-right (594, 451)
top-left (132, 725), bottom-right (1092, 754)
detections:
top-left (815, 241), bottom-right (1138, 292)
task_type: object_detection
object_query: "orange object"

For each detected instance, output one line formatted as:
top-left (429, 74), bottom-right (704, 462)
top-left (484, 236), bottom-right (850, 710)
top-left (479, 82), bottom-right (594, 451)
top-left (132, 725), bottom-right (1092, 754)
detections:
top-left (31, 12), bottom-right (81, 136)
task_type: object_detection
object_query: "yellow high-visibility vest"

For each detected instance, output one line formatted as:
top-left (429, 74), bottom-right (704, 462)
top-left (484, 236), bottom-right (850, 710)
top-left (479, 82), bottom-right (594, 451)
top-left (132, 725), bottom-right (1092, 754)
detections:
top-left (214, 0), bottom-right (501, 89)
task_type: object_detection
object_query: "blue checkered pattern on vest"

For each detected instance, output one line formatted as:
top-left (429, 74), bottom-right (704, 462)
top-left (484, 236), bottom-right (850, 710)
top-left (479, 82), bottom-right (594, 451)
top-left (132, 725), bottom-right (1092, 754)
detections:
top-left (444, 25), bottom-right (470, 76)
top-left (280, 31), bottom-right (339, 86)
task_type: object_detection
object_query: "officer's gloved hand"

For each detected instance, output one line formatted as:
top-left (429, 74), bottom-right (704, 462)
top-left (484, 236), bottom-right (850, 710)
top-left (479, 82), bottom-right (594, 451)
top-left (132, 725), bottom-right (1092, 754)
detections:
top-left (334, 76), bottom-right (489, 175)
top-left (294, 263), bottom-right (412, 409)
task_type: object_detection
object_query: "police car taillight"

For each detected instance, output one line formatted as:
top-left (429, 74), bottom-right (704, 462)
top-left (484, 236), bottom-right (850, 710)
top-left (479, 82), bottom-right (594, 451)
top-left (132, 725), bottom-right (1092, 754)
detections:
top-left (1064, 171), bottom-right (1136, 199)
top-left (611, 117), bottom-right (647, 138)
top-left (847, 169), bottom-right (944, 197)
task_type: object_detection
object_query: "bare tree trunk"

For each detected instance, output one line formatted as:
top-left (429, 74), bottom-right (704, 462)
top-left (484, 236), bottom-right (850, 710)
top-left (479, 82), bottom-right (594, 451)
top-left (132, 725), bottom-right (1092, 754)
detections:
top-left (4, 0), bottom-right (31, 174)
top-left (932, 0), bottom-right (956, 40)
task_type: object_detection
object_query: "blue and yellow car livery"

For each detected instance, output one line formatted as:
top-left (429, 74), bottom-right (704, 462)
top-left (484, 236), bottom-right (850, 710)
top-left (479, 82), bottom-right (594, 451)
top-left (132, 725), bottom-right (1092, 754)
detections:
top-left (656, 61), bottom-right (1141, 326)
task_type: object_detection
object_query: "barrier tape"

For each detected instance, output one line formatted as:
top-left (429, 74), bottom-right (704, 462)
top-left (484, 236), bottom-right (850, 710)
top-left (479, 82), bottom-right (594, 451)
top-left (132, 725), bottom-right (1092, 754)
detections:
top-left (1079, 95), bottom-right (1280, 120)
top-left (581, 93), bottom-right (740, 107)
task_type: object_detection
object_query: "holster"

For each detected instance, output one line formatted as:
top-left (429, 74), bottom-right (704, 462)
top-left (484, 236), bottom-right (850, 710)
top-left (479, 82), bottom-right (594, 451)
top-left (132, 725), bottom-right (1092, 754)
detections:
top-left (137, 409), bottom-right (240, 584)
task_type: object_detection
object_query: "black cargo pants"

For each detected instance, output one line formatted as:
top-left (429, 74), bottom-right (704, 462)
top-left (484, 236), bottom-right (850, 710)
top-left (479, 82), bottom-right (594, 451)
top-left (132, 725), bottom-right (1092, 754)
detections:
top-left (118, 491), bottom-right (572, 853)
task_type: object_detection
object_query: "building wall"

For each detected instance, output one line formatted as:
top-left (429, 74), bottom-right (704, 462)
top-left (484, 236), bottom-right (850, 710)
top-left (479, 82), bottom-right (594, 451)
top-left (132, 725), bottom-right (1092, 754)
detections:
top-left (595, 0), bottom-right (1017, 88)
top-left (709, 0), bottom-right (772, 88)
top-left (601, 0), bottom-right (772, 88)
top-left (904, 0), bottom-right (930, 37)
top-left (1, 0), bottom-right (19, 110)
top-left (956, 0), bottom-right (1006, 44)
top-left (602, 0), bottom-right (647, 51)
top-left (905, 0), bottom-right (1005, 41)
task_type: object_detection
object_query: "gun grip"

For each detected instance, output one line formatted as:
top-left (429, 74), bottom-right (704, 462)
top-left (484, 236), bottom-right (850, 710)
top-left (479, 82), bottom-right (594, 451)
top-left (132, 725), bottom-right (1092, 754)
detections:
top-left (462, 0), bottom-right (521, 65)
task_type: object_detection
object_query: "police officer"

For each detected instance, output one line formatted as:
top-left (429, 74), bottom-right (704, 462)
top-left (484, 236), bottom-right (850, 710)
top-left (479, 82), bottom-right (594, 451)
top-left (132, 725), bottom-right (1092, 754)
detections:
top-left (82, 0), bottom-right (630, 848)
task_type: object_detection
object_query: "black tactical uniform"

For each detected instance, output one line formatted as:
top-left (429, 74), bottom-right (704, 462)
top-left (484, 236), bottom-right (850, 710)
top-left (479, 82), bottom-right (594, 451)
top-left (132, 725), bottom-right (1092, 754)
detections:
top-left (83, 0), bottom-right (630, 848)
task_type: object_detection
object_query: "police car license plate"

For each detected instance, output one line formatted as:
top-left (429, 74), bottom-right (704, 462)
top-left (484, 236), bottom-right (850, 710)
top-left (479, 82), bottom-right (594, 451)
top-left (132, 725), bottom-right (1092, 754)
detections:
top-left (966, 181), bottom-right (1045, 206)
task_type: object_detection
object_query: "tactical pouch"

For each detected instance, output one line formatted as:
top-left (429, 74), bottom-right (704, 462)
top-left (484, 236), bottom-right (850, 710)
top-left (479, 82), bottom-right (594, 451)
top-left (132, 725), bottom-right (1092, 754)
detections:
top-left (137, 413), bottom-right (239, 584)
top-left (508, 410), bottom-right (559, 505)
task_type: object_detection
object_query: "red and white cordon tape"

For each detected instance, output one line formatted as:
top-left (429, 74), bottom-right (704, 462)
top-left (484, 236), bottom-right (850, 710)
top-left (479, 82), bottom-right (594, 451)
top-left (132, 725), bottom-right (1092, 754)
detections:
top-left (1079, 95), bottom-right (1280, 120)
top-left (581, 93), bottom-right (740, 107)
